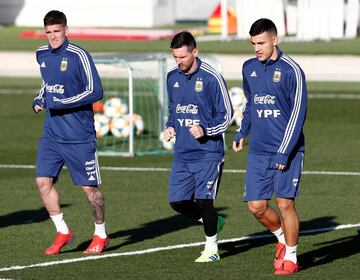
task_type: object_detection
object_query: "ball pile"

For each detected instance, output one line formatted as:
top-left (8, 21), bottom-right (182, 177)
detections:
top-left (93, 97), bottom-right (144, 139)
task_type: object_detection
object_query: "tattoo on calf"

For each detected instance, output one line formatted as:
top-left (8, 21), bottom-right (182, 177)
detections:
top-left (89, 188), bottom-right (105, 224)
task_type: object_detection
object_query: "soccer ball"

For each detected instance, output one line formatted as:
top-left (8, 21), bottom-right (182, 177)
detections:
top-left (232, 108), bottom-right (244, 126)
top-left (110, 116), bottom-right (130, 138)
top-left (103, 97), bottom-right (128, 119)
top-left (94, 113), bottom-right (110, 138)
top-left (159, 131), bottom-right (176, 150)
top-left (123, 113), bottom-right (144, 136)
top-left (229, 87), bottom-right (247, 108)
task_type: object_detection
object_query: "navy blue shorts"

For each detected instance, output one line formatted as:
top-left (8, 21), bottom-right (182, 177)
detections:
top-left (243, 152), bottom-right (304, 201)
top-left (169, 160), bottom-right (224, 202)
top-left (36, 137), bottom-right (101, 186)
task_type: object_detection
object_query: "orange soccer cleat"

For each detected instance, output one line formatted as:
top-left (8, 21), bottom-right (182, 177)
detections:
top-left (274, 242), bottom-right (286, 270)
top-left (274, 260), bottom-right (299, 275)
top-left (83, 235), bottom-right (109, 254)
top-left (44, 231), bottom-right (74, 255)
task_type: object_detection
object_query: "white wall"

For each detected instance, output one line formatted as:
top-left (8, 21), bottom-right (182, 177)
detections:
top-left (14, 0), bottom-right (174, 27)
top-left (153, 0), bottom-right (175, 26)
top-left (174, 0), bottom-right (220, 21)
top-left (297, 0), bottom-right (345, 40)
top-left (235, 0), bottom-right (286, 38)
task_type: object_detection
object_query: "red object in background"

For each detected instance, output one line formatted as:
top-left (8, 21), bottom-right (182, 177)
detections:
top-left (20, 28), bottom-right (174, 41)
top-left (208, 2), bottom-right (237, 34)
top-left (93, 101), bottom-right (104, 112)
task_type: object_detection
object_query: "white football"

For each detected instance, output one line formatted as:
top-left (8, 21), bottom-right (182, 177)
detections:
top-left (124, 113), bottom-right (144, 136)
top-left (94, 113), bottom-right (110, 138)
top-left (229, 87), bottom-right (247, 108)
top-left (103, 97), bottom-right (128, 119)
top-left (110, 116), bottom-right (130, 138)
top-left (159, 131), bottom-right (176, 150)
top-left (232, 108), bottom-right (244, 126)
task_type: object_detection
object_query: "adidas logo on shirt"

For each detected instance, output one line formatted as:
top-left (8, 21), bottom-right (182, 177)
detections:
top-left (250, 70), bottom-right (257, 77)
top-left (173, 81), bottom-right (179, 88)
top-left (40, 62), bottom-right (46, 68)
top-left (88, 175), bottom-right (96, 181)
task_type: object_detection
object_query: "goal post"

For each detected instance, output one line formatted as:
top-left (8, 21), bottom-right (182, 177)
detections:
top-left (93, 53), bottom-right (223, 157)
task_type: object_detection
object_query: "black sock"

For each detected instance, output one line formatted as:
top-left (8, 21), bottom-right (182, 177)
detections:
top-left (196, 199), bottom-right (218, 237)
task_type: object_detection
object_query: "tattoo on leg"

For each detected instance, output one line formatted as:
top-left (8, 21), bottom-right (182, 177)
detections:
top-left (88, 188), bottom-right (105, 224)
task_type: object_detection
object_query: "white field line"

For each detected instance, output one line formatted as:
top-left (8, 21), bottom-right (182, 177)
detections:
top-left (0, 223), bottom-right (359, 272)
top-left (308, 93), bottom-right (360, 99)
top-left (0, 164), bottom-right (359, 176)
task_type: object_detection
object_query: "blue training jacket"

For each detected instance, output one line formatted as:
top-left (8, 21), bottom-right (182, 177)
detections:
top-left (233, 48), bottom-right (307, 166)
top-left (33, 39), bottom-right (103, 143)
top-left (166, 58), bottom-right (234, 162)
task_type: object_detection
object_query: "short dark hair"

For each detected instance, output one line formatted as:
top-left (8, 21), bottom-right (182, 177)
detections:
top-left (249, 18), bottom-right (277, 36)
top-left (43, 10), bottom-right (67, 27)
top-left (170, 31), bottom-right (196, 51)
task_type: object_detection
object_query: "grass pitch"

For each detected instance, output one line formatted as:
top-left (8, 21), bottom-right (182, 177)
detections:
top-left (0, 78), bottom-right (359, 279)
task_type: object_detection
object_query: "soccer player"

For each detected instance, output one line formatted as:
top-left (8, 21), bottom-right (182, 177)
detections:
top-left (163, 31), bottom-right (233, 262)
top-left (232, 18), bottom-right (307, 274)
top-left (32, 10), bottom-right (108, 255)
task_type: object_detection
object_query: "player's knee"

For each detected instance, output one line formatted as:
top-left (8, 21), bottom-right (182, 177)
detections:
top-left (247, 201), bottom-right (266, 217)
top-left (276, 198), bottom-right (295, 214)
top-left (35, 177), bottom-right (53, 193)
top-left (82, 186), bottom-right (103, 201)
top-left (169, 201), bottom-right (187, 214)
top-left (195, 199), bottom-right (214, 211)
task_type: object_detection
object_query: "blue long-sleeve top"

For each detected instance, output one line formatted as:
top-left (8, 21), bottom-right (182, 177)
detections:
top-left (234, 48), bottom-right (307, 165)
top-left (33, 39), bottom-right (103, 143)
top-left (166, 58), bottom-right (233, 162)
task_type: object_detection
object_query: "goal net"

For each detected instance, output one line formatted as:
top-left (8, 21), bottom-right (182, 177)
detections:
top-left (93, 53), bottom-right (223, 157)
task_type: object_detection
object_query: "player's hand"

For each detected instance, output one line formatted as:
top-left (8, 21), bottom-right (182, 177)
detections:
top-left (163, 127), bottom-right (175, 142)
top-left (275, 163), bottom-right (286, 171)
top-left (188, 124), bottom-right (204, 139)
top-left (32, 98), bottom-right (46, 113)
top-left (232, 138), bottom-right (244, 152)
top-left (33, 104), bottom-right (44, 112)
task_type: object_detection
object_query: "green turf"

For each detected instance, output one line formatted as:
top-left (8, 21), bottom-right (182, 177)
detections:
top-left (2, 26), bottom-right (360, 55)
top-left (0, 80), bottom-right (359, 279)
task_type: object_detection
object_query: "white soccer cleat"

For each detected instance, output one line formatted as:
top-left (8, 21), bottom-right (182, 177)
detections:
top-left (195, 249), bottom-right (220, 262)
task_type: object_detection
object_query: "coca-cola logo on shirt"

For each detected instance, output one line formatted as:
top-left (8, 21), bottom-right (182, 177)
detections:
top-left (176, 104), bottom-right (198, 114)
top-left (46, 83), bottom-right (64, 94)
top-left (254, 94), bottom-right (276, 104)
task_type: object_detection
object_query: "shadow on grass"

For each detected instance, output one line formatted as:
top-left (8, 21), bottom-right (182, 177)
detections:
top-left (220, 216), bottom-right (340, 259)
top-left (64, 213), bottom-right (359, 271)
top-left (65, 207), bottom-right (227, 253)
top-left (298, 234), bottom-right (360, 271)
top-left (0, 204), bottom-right (71, 228)
top-left (219, 215), bottom-right (360, 270)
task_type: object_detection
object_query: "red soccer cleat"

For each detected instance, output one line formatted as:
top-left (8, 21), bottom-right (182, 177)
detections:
top-left (44, 231), bottom-right (74, 255)
top-left (274, 242), bottom-right (286, 270)
top-left (274, 260), bottom-right (299, 275)
top-left (83, 235), bottom-right (109, 254)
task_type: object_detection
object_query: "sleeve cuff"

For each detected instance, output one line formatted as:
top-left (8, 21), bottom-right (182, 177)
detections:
top-left (233, 132), bottom-right (245, 142)
top-left (275, 153), bottom-right (289, 166)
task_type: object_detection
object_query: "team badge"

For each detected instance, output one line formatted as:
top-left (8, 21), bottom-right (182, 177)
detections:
top-left (60, 57), bottom-right (68, 72)
top-left (273, 68), bottom-right (281, 83)
top-left (195, 79), bottom-right (203, 92)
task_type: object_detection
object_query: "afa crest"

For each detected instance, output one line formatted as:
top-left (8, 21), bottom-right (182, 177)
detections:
top-left (195, 79), bottom-right (203, 93)
top-left (273, 68), bottom-right (281, 83)
top-left (60, 57), bottom-right (68, 72)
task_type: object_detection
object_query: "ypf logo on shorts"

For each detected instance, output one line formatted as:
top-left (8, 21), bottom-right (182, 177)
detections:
top-left (292, 178), bottom-right (299, 187)
top-left (84, 160), bottom-right (96, 181)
